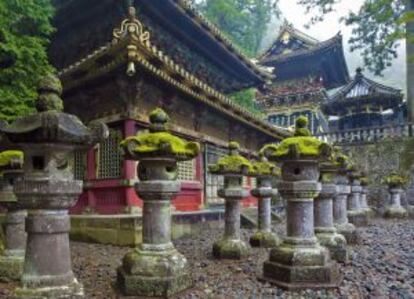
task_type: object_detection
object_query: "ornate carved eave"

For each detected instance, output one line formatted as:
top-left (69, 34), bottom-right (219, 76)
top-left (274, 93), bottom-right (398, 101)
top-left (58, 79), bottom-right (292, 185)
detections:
top-left (59, 8), bottom-right (290, 141)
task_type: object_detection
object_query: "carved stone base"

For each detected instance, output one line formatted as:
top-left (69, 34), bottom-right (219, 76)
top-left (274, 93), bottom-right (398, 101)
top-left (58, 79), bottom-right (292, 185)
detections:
top-left (249, 231), bottom-right (280, 248)
top-left (0, 255), bottom-right (24, 282)
top-left (117, 246), bottom-right (192, 297)
top-left (384, 206), bottom-right (407, 219)
top-left (362, 208), bottom-right (375, 218)
top-left (335, 223), bottom-right (360, 245)
top-left (348, 210), bottom-right (368, 227)
top-left (316, 231), bottom-right (348, 264)
top-left (261, 242), bottom-right (340, 290)
top-left (12, 279), bottom-right (84, 299)
top-left (212, 238), bottom-right (249, 260)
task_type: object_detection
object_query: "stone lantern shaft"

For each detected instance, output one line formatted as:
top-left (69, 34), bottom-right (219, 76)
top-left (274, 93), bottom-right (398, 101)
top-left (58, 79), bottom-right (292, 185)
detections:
top-left (117, 108), bottom-right (200, 297)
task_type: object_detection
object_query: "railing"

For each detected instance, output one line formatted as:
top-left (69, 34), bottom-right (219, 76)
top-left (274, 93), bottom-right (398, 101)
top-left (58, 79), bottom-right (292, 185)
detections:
top-left (315, 123), bottom-right (414, 145)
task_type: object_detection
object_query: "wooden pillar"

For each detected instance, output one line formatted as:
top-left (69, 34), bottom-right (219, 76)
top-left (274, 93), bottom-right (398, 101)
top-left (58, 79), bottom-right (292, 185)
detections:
top-left (86, 147), bottom-right (97, 209)
top-left (123, 119), bottom-right (138, 207)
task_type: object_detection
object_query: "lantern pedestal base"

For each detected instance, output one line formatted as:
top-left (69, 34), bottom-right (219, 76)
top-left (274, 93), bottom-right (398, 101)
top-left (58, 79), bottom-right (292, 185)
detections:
top-left (348, 210), bottom-right (368, 227)
top-left (0, 254), bottom-right (24, 282)
top-left (335, 223), bottom-right (360, 245)
top-left (212, 238), bottom-right (249, 260)
top-left (12, 279), bottom-right (84, 299)
top-left (262, 241), bottom-right (340, 290)
top-left (384, 206), bottom-right (407, 219)
top-left (315, 231), bottom-right (348, 264)
top-left (249, 231), bottom-right (280, 248)
top-left (362, 207), bottom-right (375, 218)
top-left (117, 246), bottom-right (192, 297)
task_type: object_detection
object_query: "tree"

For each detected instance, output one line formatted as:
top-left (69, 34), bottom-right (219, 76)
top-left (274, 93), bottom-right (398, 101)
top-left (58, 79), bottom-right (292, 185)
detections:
top-left (197, 0), bottom-right (279, 57)
top-left (297, 0), bottom-right (410, 76)
top-left (0, 0), bottom-right (55, 122)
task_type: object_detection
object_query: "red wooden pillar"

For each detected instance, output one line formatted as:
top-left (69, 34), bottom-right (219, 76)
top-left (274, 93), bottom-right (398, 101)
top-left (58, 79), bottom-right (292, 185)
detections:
top-left (86, 147), bottom-right (97, 210)
top-left (123, 119), bottom-right (141, 209)
top-left (195, 153), bottom-right (204, 208)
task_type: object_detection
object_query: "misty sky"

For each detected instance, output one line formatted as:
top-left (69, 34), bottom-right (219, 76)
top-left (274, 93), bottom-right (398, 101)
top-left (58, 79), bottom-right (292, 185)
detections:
top-left (268, 0), bottom-right (407, 94)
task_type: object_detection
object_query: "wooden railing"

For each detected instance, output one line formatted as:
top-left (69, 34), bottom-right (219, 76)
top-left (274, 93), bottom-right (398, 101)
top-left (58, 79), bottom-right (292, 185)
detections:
top-left (315, 123), bottom-right (414, 145)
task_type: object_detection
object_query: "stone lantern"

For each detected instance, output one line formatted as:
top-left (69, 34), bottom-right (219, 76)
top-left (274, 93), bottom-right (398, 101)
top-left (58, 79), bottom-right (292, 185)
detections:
top-left (360, 175), bottom-right (374, 217)
top-left (384, 172), bottom-right (408, 218)
top-left (314, 158), bottom-right (348, 263)
top-left (117, 108), bottom-right (200, 297)
top-left (0, 150), bottom-right (26, 281)
top-left (260, 117), bottom-right (339, 289)
top-left (249, 153), bottom-right (280, 248)
top-left (209, 141), bottom-right (252, 259)
top-left (332, 150), bottom-right (359, 245)
top-left (347, 167), bottom-right (368, 226)
top-left (0, 74), bottom-right (108, 298)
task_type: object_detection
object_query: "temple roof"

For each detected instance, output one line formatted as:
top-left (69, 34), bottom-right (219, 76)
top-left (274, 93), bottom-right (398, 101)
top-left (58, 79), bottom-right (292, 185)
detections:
top-left (50, 0), bottom-right (272, 93)
top-left (258, 22), bottom-right (349, 89)
top-left (58, 7), bottom-right (290, 141)
top-left (329, 68), bottom-right (402, 101)
top-left (323, 68), bottom-right (403, 114)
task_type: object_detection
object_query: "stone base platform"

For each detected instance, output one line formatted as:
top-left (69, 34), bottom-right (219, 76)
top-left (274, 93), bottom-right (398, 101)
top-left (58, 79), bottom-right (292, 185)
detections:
top-left (384, 206), bottom-right (407, 219)
top-left (261, 242), bottom-right (341, 290)
top-left (335, 223), bottom-right (360, 245)
top-left (0, 255), bottom-right (24, 282)
top-left (67, 209), bottom-right (224, 246)
top-left (348, 211), bottom-right (368, 227)
top-left (316, 232), bottom-right (348, 264)
top-left (117, 247), bottom-right (192, 297)
top-left (213, 238), bottom-right (249, 260)
top-left (249, 231), bottom-right (280, 248)
top-left (12, 279), bottom-right (84, 299)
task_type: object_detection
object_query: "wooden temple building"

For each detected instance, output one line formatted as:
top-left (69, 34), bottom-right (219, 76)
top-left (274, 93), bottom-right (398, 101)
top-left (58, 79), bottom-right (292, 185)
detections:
top-left (256, 22), bottom-right (349, 135)
top-left (323, 68), bottom-right (404, 131)
top-left (49, 0), bottom-right (290, 216)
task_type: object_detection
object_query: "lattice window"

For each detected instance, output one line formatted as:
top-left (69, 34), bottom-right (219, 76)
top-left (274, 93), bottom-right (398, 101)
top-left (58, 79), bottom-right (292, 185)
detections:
top-left (97, 128), bottom-right (123, 179)
top-left (177, 159), bottom-right (196, 181)
top-left (251, 177), bottom-right (257, 189)
top-left (73, 150), bottom-right (86, 181)
top-left (242, 176), bottom-right (249, 188)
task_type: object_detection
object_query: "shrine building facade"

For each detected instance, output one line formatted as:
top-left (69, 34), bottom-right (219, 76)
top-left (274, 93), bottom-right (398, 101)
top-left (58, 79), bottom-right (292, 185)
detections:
top-left (256, 22), bottom-right (349, 135)
top-left (49, 0), bottom-right (290, 215)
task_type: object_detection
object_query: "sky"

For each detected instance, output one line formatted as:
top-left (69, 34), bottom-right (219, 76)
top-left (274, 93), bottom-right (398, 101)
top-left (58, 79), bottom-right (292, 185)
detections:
top-left (263, 0), bottom-right (407, 93)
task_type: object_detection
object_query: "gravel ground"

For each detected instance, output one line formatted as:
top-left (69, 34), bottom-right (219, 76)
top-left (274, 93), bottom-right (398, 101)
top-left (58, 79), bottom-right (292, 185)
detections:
top-left (0, 218), bottom-right (413, 299)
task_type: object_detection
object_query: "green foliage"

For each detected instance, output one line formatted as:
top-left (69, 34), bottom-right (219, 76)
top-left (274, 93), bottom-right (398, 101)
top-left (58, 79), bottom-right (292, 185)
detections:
top-left (197, 0), bottom-right (280, 57)
top-left (0, 0), bottom-right (55, 121)
top-left (230, 88), bottom-right (263, 115)
top-left (297, 0), bottom-right (407, 76)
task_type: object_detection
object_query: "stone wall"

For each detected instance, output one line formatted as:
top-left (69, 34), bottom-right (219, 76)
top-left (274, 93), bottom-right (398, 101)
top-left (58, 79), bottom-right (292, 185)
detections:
top-left (341, 138), bottom-right (413, 213)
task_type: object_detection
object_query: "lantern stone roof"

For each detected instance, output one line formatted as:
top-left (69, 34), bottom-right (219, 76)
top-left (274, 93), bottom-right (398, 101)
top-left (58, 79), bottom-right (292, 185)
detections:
top-left (323, 68), bottom-right (403, 115)
top-left (258, 22), bottom-right (349, 89)
top-left (51, 0), bottom-right (272, 94)
top-left (58, 7), bottom-right (291, 141)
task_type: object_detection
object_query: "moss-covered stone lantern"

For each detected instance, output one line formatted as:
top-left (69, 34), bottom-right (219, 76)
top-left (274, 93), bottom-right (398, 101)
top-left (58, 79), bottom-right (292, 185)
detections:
top-left (249, 153), bottom-right (281, 248)
top-left (209, 141), bottom-right (252, 259)
top-left (383, 172), bottom-right (408, 218)
top-left (260, 116), bottom-right (340, 289)
top-left (315, 156), bottom-right (348, 263)
top-left (360, 175), bottom-right (374, 217)
top-left (118, 108), bottom-right (200, 297)
top-left (0, 150), bottom-right (26, 281)
top-left (332, 149), bottom-right (360, 245)
top-left (347, 166), bottom-right (369, 226)
top-left (0, 74), bottom-right (109, 299)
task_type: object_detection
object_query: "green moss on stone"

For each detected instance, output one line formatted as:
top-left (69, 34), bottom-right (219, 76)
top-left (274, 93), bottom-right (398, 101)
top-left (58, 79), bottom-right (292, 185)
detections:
top-left (120, 108), bottom-right (200, 161)
top-left (384, 172), bottom-right (408, 188)
top-left (0, 150), bottom-right (23, 169)
top-left (209, 141), bottom-right (253, 175)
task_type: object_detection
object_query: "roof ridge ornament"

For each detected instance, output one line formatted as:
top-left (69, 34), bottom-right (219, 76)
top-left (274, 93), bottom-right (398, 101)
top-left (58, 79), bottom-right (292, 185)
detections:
top-left (113, 5), bottom-right (150, 44)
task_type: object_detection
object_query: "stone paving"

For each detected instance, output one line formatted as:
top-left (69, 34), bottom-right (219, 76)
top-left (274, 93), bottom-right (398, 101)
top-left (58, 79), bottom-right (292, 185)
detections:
top-left (0, 218), bottom-right (412, 299)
